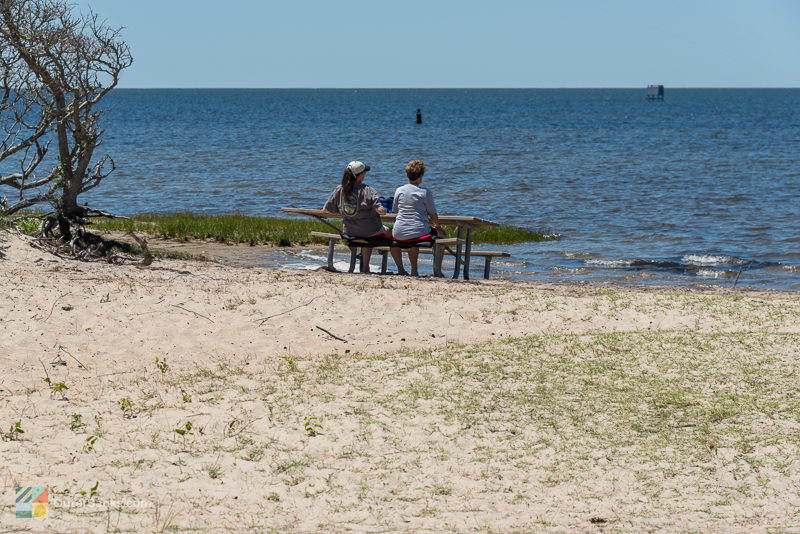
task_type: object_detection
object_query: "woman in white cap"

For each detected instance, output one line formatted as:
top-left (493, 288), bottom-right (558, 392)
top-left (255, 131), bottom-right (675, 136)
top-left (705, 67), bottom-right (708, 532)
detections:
top-left (323, 161), bottom-right (392, 273)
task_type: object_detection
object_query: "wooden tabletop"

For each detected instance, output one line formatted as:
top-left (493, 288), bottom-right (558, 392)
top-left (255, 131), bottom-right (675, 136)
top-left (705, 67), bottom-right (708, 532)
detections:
top-left (281, 207), bottom-right (499, 228)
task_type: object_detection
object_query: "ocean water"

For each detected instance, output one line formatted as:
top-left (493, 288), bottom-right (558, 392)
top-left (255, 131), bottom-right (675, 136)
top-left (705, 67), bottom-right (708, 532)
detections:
top-left (22, 89), bottom-right (800, 288)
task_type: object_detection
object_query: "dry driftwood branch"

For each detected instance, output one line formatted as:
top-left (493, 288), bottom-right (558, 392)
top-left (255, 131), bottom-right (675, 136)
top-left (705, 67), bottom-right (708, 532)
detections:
top-left (172, 304), bottom-right (214, 323)
top-left (316, 325), bottom-right (347, 343)
top-left (127, 232), bottom-right (153, 267)
top-left (255, 296), bottom-right (320, 326)
top-left (44, 290), bottom-right (71, 321)
top-left (58, 345), bottom-right (88, 370)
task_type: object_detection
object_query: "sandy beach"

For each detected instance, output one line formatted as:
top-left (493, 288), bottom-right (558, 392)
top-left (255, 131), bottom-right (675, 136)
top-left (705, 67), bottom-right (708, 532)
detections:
top-left (1, 230), bottom-right (799, 533)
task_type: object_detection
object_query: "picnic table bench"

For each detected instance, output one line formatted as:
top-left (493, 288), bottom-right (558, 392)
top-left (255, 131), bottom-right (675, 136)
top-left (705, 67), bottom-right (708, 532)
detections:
top-left (283, 208), bottom-right (510, 279)
top-left (308, 231), bottom-right (464, 278)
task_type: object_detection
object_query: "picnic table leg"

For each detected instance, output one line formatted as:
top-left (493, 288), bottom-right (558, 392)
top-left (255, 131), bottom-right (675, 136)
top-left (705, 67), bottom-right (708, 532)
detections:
top-left (433, 243), bottom-right (445, 277)
top-left (380, 250), bottom-right (388, 274)
top-left (348, 245), bottom-right (358, 273)
top-left (483, 256), bottom-right (492, 279)
top-left (463, 228), bottom-right (473, 280)
top-left (452, 226), bottom-right (465, 279)
top-left (326, 238), bottom-right (336, 271)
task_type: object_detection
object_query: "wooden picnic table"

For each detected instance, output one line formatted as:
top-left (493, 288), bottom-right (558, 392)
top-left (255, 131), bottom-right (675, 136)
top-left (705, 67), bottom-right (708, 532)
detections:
top-left (281, 207), bottom-right (500, 280)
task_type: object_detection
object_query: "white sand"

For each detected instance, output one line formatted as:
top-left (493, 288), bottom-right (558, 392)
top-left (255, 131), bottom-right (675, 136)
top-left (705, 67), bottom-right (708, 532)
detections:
top-left (1, 231), bottom-right (799, 533)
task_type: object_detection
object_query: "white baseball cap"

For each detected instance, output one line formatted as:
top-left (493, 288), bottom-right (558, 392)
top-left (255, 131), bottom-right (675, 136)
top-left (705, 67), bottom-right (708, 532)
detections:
top-left (346, 161), bottom-right (371, 175)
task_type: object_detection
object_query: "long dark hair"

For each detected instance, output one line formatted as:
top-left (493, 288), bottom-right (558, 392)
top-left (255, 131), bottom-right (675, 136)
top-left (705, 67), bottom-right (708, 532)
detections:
top-left (341, 168), bottom-right (359, 198)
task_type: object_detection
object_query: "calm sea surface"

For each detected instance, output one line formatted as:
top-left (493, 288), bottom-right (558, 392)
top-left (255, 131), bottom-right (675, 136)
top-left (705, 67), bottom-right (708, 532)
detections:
top-left (77, 89), bottom-right (800, 289)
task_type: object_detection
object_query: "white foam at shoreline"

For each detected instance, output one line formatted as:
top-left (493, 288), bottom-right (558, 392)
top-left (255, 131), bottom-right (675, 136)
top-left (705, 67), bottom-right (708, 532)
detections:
top-left (682, 254), bottom-right (744, 266)
top-left (696, 269), bottom-right (733, 278)
top-left (585, 259), bottom-right (634, 267)
top-left (282, 250), bottom-right (381, 272)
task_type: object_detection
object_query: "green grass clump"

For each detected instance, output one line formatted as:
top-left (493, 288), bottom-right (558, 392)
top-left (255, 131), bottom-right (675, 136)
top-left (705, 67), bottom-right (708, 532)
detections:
top-left (472, 224), bottom-right (558, 245)
top-left (92, 212), bottom-right (334, 247)
top-left (91, 212), bottom-right (556, 247)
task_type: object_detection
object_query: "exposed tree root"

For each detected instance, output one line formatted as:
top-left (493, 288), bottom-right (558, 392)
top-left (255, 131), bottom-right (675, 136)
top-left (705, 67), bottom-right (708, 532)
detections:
top-left (28, 229), bottom-right (153, 267)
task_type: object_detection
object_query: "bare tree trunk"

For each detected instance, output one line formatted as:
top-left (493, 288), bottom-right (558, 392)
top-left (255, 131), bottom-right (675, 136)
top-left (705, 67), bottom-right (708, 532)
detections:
top-left (1, 0), bottom-right (132, 246)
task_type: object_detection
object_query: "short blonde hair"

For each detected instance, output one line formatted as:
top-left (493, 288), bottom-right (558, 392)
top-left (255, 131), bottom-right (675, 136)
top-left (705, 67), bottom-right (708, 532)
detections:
top-left (405, 160), bottom-right (425, 181)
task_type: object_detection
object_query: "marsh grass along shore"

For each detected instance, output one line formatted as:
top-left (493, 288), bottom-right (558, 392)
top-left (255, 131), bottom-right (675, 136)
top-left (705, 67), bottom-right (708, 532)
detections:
top-left (89, 212), bottom-right (556, 246)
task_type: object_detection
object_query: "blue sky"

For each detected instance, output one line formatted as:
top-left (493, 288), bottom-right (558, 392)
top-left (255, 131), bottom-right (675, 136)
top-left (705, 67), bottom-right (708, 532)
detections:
top-left (76, 0), bottom-right (800, 88)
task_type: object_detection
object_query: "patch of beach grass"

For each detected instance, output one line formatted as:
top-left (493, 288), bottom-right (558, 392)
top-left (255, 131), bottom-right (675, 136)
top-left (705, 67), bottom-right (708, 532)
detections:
top-left (92, 212), bottom-right (328, 247)
top-left (7, 325), bottom-right (800, 531)
top-left (90, 212), bottom-right (556, 246)
top-left (471, 224), bottom-right (558, 245)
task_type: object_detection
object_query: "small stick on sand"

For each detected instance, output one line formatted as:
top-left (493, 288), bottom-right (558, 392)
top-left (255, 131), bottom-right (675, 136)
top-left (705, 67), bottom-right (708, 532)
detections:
top-left (39, 359), bottom-right (51, 382)
top-left (316, 325), bottom-right (347, 343)
top-left (172, 304), bottom-right (214, 323)
top-left (44, 291), bottom-right (71, 322)
top-left (59, 346), bottom-right (89, 370)
top-left (255, 296), bottom-right (319, 326)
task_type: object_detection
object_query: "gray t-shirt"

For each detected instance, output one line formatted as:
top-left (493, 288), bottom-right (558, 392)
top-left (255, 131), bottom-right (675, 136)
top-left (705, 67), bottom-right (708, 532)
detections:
top-left (323, 183), bottom-right (383, 237)
top-left (391, 183), bottom-right (437, 240)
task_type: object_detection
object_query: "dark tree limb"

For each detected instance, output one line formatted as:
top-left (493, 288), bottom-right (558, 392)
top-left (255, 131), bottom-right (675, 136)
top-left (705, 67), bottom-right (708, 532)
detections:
top-left (0, 0), bottom-right (132, 244)
top-left (127, 232), bottom-right (153, 267)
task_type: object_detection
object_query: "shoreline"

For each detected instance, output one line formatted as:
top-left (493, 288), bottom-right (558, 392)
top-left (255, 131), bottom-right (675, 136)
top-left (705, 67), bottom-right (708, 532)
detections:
top-left (101, 230), bottom-right (800, 294)
top-left (2, 230), bottom-right (800, 531)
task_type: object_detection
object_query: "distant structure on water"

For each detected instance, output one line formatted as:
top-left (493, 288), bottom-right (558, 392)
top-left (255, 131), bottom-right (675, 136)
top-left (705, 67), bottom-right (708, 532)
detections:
top-left (646, 85), bottom-right (665, 101)
top-left (416, 109), bottom-right (422, 124)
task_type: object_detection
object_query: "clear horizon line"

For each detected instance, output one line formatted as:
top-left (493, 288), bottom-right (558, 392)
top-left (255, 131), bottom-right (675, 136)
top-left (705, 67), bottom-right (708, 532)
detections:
top-left (112, 86), bottom-right (800, 90)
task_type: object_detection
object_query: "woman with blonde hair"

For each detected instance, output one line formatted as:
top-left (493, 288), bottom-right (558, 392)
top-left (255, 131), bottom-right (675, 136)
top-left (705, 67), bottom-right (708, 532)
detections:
top-left (390, 159), bottom-right (445, 276)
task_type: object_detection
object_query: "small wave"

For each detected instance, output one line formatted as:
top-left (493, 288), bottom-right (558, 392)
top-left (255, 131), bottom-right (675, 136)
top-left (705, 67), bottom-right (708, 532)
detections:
top-left (682, 254), bottom-right (745, 267)
top-left (281, 260), bottom-right (373, 272)
top-left (562, 251), bottom-right (601, 259)
top-left (495, 260), bottom-right (528, 268)
top-left (294, 249), bottom-right (327, 261)
top-left (696, 269), bottom-right (736, 279)
top-left (763, 264), bottom-right (800, 272)
top-left (550, 266), bottom-right (589, 274)
top-left (630, 259), bottom-right (684, 269)
top-left (283, 250), bottom-right (369, 272)
top-left (585, 259), bottom-right (634, 267)
top-left (585, 258), bottom-right (686, 269)
top-left (281, 262), bottom-right (326, 270)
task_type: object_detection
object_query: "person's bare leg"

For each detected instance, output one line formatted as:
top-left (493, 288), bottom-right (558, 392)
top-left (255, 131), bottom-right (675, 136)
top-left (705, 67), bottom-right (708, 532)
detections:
top-left (361, 247), bottom-right (373, 273)
top-left (390, 247), bottom-right (407, 275)
top-left (408, 247), bottom-right (420, 276)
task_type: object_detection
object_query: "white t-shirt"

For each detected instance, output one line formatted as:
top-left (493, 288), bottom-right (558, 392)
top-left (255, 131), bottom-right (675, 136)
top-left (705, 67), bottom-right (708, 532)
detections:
top-left (392, 183), bottom-right (437, 240)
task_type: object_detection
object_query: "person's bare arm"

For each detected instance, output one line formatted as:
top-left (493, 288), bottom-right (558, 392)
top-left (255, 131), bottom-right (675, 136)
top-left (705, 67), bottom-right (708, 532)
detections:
top-left (429, 213), bottom-right (445, 236)
top-left (368, 186), bottom-right (386, 215)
